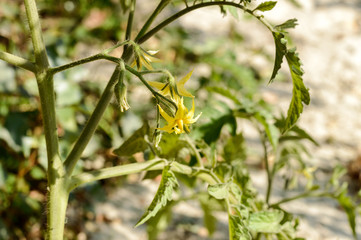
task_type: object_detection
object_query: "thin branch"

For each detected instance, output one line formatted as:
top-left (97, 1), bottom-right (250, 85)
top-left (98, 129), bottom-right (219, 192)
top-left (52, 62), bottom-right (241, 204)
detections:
top-left (134, 0), bottom-right (172, 41)
top-left (125, 0), bottom-right (136, 41)
top-left (261, 130), bottom-right (273, 205)
top-left (69, 159), bottom-right (166, 190)
top-left (270, 191), bottom-right (332, 207)
top-left (184, 135), bottom-right (203, 167)
top-left (64, 66), bottom-right (122, 176)
top-left (0, 51), bottom-right (36, 73)
top-left (125, 64), bottom-right (178, 110)
top-left (49, 53), bottom-right (119, 75)
top-left (69, 159), bottom-right (222, 191)
top-left (138, 1), bottom-right (273, 44)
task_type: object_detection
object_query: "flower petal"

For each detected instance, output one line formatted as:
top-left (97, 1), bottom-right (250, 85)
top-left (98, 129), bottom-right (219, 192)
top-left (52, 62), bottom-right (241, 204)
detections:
top-left (177, 70), bottom-right (194, 98)
top-left (148, 81), bottom-right (167, 90)
top-left (158, 105), bottom-right (174, 123)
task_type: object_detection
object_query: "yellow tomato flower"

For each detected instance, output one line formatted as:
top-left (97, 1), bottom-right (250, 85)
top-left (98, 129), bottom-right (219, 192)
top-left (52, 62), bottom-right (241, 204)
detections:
top-left (131, 46), bottom-right (159, 70)
top-left (158, 97), bottom-right (201, 134)
top-left (148, 70), bottom-right (194, 98)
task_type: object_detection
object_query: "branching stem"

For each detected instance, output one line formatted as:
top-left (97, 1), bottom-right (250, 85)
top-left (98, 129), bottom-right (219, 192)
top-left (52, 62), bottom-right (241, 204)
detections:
top-left (0, 51), bottom-right (36, 72)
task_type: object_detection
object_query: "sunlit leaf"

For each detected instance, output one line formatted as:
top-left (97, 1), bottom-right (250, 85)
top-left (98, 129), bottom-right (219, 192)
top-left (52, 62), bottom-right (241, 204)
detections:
top-left (208, 183), bottom-right (229, 200)
top-left (248, 210), bottom-right (284, 233)
top-left (284, 49), bottom-right (310, 132)
top-left (229, 215), bottom-right (251, 240)
top-left (275, 18), bottom-right (298, 31)
top-left (336, 188), bottom-right (357, 238)
top-left (135, 165), bottom-right (178, 227)
top-left (269, 32), bottom-right (287, 83)
top-left (253, 1), bottom-right (277, 12)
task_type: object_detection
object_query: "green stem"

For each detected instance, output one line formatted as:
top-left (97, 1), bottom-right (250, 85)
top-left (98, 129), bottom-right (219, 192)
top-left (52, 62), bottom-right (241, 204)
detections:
top-left (24, 1), bottom-right (67, 239)
top-left (270, 191), bottom-right (332, 207)
top-left (24, 0), bottom-right (49, 69)
top-left (69, 159), bottom-right (220, 191)
top-left (125, 0), bottom-right (136, 41)
top-left (125, 65), bottom-right (177, 110)
top-left (184, 135), bottom-right (203, 167)
top-left (261, 131), bottom-right (272, 205)
top-left (138, 2), bottom-right (273, 44)
top-left (64, 67), bottom-right (121, 176)
top-left (0, 51), bottom-right (36, 72)
top-left (50, 53), bottom-right (123, 74)
top-left (134, 0), bottom-right (171, 42)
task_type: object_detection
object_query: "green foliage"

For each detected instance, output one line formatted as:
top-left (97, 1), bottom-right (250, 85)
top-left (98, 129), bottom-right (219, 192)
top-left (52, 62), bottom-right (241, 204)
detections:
top-left (253, 1), bottom-right (277, 12)
top-left (248, 210), bottom-right (284, 233)
top-left (113, 122), bottom-right (151, 157)
top-left (135, 165), bottom-right (178, 227)
top-left (229, 215), bottom-right (252, 240)
top-left (284, 49), bottom-right (310, 131)
top-left (0, 0), bottom-right (360, 239)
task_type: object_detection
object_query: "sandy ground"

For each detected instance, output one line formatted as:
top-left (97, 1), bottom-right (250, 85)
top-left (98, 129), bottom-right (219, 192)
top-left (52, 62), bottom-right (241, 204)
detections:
top-left (75, 0), bottom-right (361, 239)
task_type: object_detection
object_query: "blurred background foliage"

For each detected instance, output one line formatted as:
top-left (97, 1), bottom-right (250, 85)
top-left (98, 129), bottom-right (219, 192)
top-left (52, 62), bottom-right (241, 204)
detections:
top-left (0, 0), bottom-right (359, 239)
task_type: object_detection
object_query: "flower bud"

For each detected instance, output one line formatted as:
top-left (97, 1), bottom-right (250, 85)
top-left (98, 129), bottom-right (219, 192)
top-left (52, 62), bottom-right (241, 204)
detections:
top-left (115, 70), bottom-right (130, 112)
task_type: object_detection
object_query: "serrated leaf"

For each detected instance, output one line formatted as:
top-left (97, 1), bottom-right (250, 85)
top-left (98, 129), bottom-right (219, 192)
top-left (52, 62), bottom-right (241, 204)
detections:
top-left (248, 210), bottom-right (284, 233)
top-left (208, 183), bottom-right (229, 200)
top-left (135, 165), bottom-right (178, 227)
top-left (283, 49), bottom-right (310, 132)
top-left (207, 86), bottom-right (242, 105)
top-left (270, 32), bottom-right (287, 83)
top-left (275, 18), bottom-right (298, 31)
top-left (229, 215), bottom-right (251, 240)
top-left (253, 1), bottom-right (277, 12)
top-left (113, 122), bottom-right (150, 156)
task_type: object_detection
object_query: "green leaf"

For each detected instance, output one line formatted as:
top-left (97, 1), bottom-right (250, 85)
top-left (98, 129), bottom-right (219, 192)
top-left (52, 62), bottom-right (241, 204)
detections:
top-left (199, 197), bottom-right (217, 236)
top-left (146, 201), bottom-right (175, 240)
top-left (248, 210), bottom-right (284, 233)
top-left (224, 133), bottom-right (246, 163)
top-left (254, 112), bottom-right (280, 151)
top-left (207, 86), bottom-right (242, 105)
top-left (157, 134), bottom-right (188, 158)
top-left (283, 49), bottom-right (310, 132)
top-left (135, 165), bottom-right (178, 227)
top-left (336, 188), bottom-right (357, 238)
top-left (225, 5), bottom-right (239, 19)
top-left (113, 122), bottom-right (150, 156)
top-left (270, 32), bottom-right (287, 83)
top-left (275, 18), bottom-right (298, 31)
top-left (229, 215), bottom-right (251, 240)
top-left (208, 183), bottom-right (229, 200)
top-left (280, 124), bottom-right (319, 146)
top-left (253, 1), bottom-right (277, 12)
top-left (199, 113), bottom-right (236, 144)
